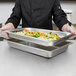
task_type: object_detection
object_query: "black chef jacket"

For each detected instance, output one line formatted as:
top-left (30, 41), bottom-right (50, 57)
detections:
top-left (6, 0), bottom-right (71, 30)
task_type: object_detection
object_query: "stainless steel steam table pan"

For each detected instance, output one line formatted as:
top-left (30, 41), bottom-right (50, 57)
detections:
top-left (7, 28), bottom-right (72, 46)
top-left (7, 38), bottom-right (71, 58)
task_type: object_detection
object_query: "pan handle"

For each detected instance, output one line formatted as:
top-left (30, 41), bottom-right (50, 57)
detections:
top-left (69, 35), bottom-right (76, 40)
top-left (52, 41), bottom-right (72, 49)
top-left (0, 37), bottom-right (4, 41)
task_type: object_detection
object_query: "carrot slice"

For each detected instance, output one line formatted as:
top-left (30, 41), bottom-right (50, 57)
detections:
top-left (57, 36), bottom-right (60, 39)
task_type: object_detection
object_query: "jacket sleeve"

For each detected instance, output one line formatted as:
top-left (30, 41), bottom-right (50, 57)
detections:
top-left (5, 0), bottom-right (22, 28)
top-left (52, 0), bottom-right (71, 30)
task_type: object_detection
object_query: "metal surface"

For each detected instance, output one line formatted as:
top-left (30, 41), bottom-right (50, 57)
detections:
top-left (7, 28), bottom-right (72, 46)
top-left (7, 38), bottom-right (71, 58)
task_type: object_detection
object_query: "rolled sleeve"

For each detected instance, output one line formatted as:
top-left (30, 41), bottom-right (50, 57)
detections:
top-left (52, 0), bottom-right (72, 30)
top-left (5, 0), bottom-right (22, 28)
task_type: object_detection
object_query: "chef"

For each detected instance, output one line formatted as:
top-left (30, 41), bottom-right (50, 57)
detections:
top-left (0, 0), bottom-right (76, 39)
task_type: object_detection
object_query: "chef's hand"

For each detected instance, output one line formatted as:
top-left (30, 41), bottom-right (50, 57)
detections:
top-left (0, 23), bottom-right (15, 39)
top-left (62, 23), bottom-right (76, 35)
top-left (0, 28), bottom-right (9, 39)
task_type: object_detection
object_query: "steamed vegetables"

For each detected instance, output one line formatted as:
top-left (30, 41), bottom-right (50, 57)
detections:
top-left (15, 29), bottom-right (63, 41)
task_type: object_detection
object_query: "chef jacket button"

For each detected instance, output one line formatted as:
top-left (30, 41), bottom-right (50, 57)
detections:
top-left (58, 6), bottom-right (61, 9)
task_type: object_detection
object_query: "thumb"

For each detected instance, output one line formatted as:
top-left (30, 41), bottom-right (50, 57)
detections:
top-left (2, 31), bottom-right (9, 39)
top-left (70, 25), bottom-right (76, 34)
